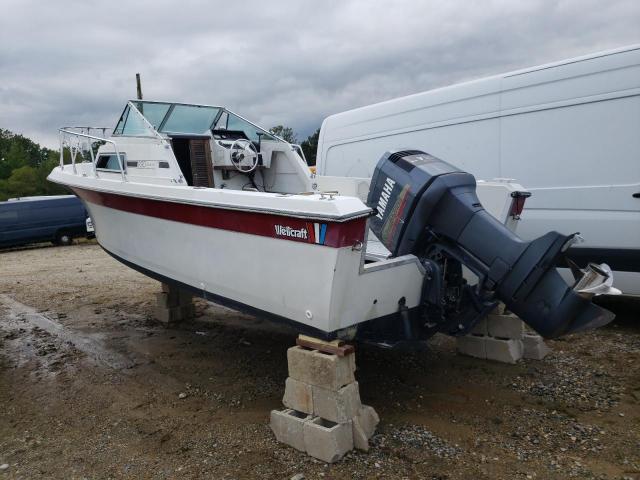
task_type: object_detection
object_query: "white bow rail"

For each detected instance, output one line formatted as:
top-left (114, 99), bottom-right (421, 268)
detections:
top-left (58, 127), bottom-right (126, 182)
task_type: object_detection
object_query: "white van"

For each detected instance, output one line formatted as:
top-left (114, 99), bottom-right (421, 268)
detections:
top-left (316, 45), bottom-right (640, 295)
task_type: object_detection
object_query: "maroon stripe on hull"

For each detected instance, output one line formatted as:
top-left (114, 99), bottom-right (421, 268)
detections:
top-left (72, 187), bottom-right (367, 248)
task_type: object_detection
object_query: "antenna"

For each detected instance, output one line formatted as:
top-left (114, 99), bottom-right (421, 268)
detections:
top-left (136, 73), bottom-right (143, 100)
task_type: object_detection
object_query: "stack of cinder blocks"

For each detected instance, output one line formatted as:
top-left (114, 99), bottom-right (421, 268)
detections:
top-left (270, 345), bottom-right (379, 463)
top-left (457, 307), bottom-right (550, 363)
top-left (153, 283), bottom-right (195, 325)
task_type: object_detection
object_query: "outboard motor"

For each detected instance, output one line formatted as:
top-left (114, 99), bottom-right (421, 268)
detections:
top-left (367, 150), bottom-right (616, 339)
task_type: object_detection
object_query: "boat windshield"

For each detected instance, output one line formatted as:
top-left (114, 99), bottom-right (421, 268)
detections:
top-left (113, 101), bottom-right (280, 142)
top-left (160, 104), bottom-right (221, 134)
top-left (113, 103), bottom-right (159, 136)
top-left (212, 111), bottom-right (278, 143)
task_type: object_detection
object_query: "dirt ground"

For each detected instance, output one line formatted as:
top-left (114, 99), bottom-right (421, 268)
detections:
top-left (0, 243), bottom-right (638, 479)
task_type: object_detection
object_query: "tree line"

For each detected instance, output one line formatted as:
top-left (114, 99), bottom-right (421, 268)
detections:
top-left (0, 125), bottom-right (321, 201)
top-left (0, 129), bottom-right (69, 201)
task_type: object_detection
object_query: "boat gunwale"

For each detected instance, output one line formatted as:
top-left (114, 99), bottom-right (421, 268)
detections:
top-left (49, 170), bottom-right (373, 223)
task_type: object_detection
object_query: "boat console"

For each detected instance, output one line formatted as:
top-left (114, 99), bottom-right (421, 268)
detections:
top-left (211, 129), bottom-right (249, 141)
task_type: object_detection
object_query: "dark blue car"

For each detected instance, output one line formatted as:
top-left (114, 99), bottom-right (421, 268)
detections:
top-left (0, 195), bottom-right (90, 248)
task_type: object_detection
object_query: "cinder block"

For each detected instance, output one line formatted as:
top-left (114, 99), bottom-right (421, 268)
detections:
top-left (163, 287), bottom-right (181, 305)
top-left (356, 405), bottom-right (379, 438)
top-left (312, 381), bottom-right (361, 423)
top-left (492, 303), bottom-right (506, 315)
top-left (270, 409), bottom-right (311, 452)
top-left (153, 305), bottom-right (183, 324)
top-left (287, 347), bottom-right (356, 390)
top-left (156, 289), bottom-right (193, 308)
top-left (470, 318), bottom-right (488, 336)
top-left (283, 377), bottom-right (313, 414)
top-left (156, 291), bottom-right (180, 308)
top-left (457, 335), bottom-right (486, 359)
top-left (352, 418), bottom-right (369, 452)
top-left (180, 303), bottom-right (196, 319)
top-left (522, 334), bottom-right (551, 360)
top-left (352, 405), bottom-right (379, 451)
top-left (177, 290), bottom-right (193, 306)
top-left (155, 292), bottom-right (171, 308)
top-left (303, 417), bottom-right (353, 463)
top-left (487, 314), bottom-right (524, 339)
top-left (484, 337), bottom-right (523, 364)
top-left (154, 303), bottom-right (195, 323)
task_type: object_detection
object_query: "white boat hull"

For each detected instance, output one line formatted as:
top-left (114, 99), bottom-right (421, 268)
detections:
top-left (66, 181), bottom-right (426, 335)
top-left (93, 204), bottom-right (360, 330)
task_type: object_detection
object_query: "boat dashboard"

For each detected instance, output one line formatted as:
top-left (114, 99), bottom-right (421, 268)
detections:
top-left (211, 129), bottom-right (249, 144)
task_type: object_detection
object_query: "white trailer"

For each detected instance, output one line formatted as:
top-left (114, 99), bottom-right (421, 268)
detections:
top-left (317, 45), bottom-right (640, 295)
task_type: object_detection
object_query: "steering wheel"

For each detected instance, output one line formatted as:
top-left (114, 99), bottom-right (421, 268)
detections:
top-left (230, 138), bottom-right (259, 173)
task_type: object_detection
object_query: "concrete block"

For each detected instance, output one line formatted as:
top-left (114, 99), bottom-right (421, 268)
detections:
top-left (270, 409), bottom-right (311, 452)
top-left (155, 292), bottom-right (170, 307)
top-left (492, 303), bottom-right (506, 315)
top-left (352, 405), bottom-right (379, 451)
top-left (156, 292), bottom-right (182, 309)
top-left (177, 291), bottom-right (194, 306)
top-left (154, 304), bottom-right (195, 324)
top-left (180, 303), bottom-right (196, 318)
top-left (303, 417), bottom-right (353, 463)
top-left (282, 377), bottom-right (313, 414)
top-left (457, 335), bottom-right (486, 359)
top-left (162, 289), bottom-right (181, 306)
top-left (153, 305), bottom-right (182, 324)
top-left (287, 346), bottom-right (356, 390)
top-left (352, 418), bottom-right (369, 452)
top-left (487, 314), bottom-right (524, 340)
top-left (312, 381), bottom-right (361, 423)
top-left (158, 285), bottom-right (193, 307)
top-left (484, 337), bottom-right (523, 364)
top-left (356, 405), bottom-right (379, 438)
top-left (470, 318), bottom-right (488, 336)
top-left (522, 334), bottom-right (551, 360)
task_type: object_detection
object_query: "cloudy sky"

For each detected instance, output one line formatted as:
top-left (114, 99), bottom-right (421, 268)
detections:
top-left (1, 0), bottom-right (639, 148)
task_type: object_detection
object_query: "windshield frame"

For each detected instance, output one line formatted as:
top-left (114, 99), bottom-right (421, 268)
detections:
top-left (214, 109), bottom-right (281, 143)
top-left (112, 100), bottom-right (286, 144)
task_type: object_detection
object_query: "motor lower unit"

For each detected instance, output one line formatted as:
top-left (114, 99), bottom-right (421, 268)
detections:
top-left (365, 150), bottom-right (615, 342)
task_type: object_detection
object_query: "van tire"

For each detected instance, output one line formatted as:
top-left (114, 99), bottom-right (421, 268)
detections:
top-left (55, 232), bottom-right (73, 246)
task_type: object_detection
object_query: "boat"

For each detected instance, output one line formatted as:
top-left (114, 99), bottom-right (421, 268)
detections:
top-left (48, 100), bottom-right (619, 346)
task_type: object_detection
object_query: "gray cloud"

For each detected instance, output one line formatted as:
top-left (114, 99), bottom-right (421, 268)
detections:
top-left (1, 0), bottom-right (639, 148)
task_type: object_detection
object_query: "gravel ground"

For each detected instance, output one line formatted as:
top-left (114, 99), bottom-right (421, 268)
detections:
top-left (0, 243), bottom-right (638, 479)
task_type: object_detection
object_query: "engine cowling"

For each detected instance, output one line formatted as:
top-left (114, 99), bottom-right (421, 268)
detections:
top-left (367, 150), bottom-right (615, 339)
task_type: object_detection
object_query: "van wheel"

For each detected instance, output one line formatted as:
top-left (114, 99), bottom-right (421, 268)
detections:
top-left (56, 232), bottom-right (73, 246)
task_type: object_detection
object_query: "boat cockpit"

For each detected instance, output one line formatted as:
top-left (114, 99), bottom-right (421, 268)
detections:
top-left (107, 100), bottom-right (313, 194)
